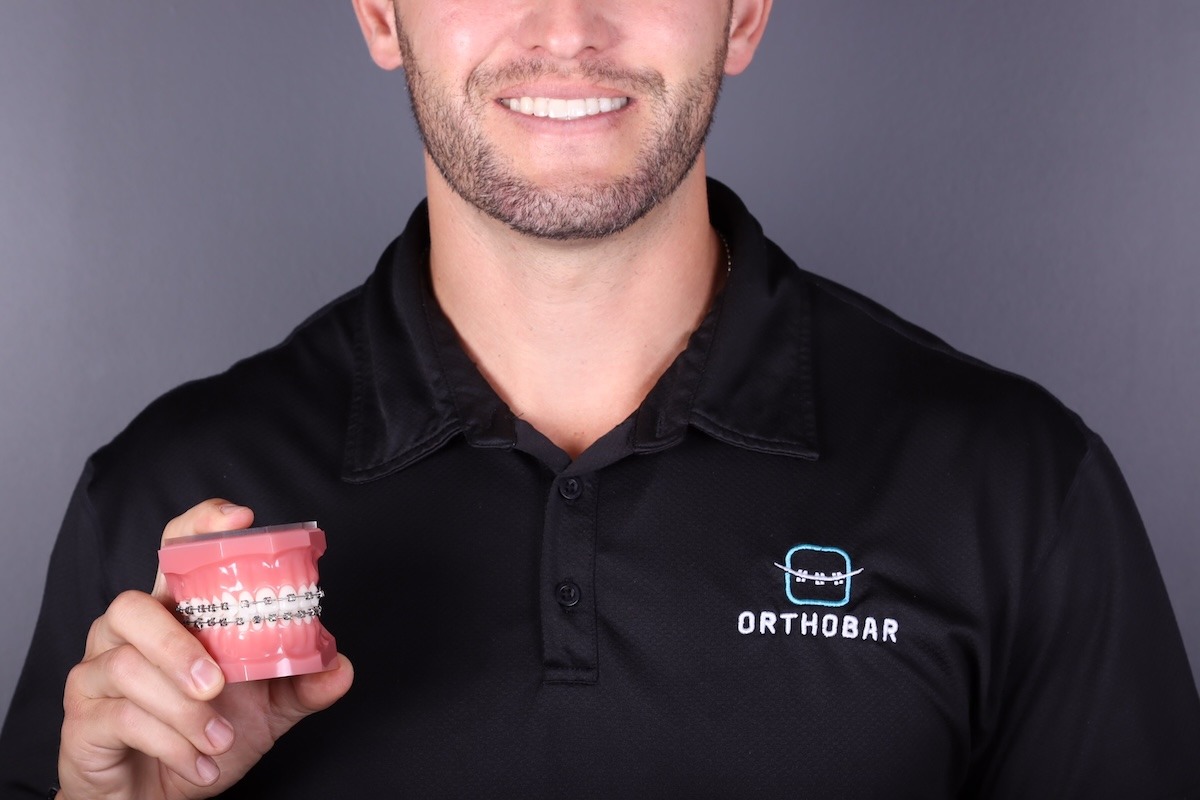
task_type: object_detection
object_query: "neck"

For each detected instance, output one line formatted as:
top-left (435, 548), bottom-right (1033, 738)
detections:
top-left (426, 156), bottom-right (724, 459)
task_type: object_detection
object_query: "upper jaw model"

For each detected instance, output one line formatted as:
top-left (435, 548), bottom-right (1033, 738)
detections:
top-left (158, 521), bottom-right (338, 683)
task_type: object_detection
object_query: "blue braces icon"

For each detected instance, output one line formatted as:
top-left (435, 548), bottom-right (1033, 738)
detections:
top-left (775, 544), bottom-right (863, 607)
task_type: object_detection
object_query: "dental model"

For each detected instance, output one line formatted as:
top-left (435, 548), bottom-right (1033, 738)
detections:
top-left (158, 521), bottom-right (337, 683)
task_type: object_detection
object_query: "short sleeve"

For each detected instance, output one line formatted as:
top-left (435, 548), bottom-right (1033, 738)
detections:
top-left (968, 432), bottom-right (1200, 797)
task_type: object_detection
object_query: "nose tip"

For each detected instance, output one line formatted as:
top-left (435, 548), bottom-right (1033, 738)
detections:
top-left (516, 0), bottom-right (616, 61)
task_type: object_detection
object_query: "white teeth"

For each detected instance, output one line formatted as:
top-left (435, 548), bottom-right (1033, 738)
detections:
top-left (307, 587), bottom-right (324, 617)
top-left (221, 592), bottom-right (238, 624)
top-left (176, 587), bottom-right (326, 629)
top-left (239, 590), bottom-right (255, 625)
top-left (254, 587), bottom-right (273, 629)
top-left (279, 584), bottom-right (298, 625)
top-left (186, 596), bottom-right (207, 626)
top-left (505, 96), bottom-right (629, 119)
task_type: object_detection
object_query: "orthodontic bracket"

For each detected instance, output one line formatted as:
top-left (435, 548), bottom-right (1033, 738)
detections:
top-left (176, 588), bottom-right (325, 628)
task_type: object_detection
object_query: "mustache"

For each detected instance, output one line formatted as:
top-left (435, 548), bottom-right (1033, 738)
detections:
top-left (467, 59), bottom-right (666, 98)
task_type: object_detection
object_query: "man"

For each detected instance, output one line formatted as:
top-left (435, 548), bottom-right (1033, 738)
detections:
top-left (2, 1), bottom-right (1198, 797)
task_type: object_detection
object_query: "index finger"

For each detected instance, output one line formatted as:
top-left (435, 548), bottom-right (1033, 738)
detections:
top-left (150, 499), bottom-right (255, 604)
top-left (84, 590), bottom-right (226, 700)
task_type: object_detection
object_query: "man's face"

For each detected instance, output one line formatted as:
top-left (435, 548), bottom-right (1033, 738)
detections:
top-left (391, 2), bottom-right (734, 240)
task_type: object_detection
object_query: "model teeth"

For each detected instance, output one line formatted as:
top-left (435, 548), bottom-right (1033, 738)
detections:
top-left (177, 585), bottom-right (325, 629)
top-left (503, 96), bottom-right (629, 120)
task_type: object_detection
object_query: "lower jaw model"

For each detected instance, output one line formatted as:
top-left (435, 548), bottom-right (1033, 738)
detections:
top-left (158, 522), bottom-right (338, 683)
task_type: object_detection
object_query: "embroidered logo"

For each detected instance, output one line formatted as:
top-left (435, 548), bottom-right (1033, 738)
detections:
top-left (738, 544), bottom-right (897, 643)
top-left (774, 544), bottom-right (864, 607)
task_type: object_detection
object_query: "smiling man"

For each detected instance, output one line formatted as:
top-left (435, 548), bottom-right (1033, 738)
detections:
top-left (384, 0), bottom-right (748, 459)
top-left (2, 2), bottom-right (1199, 798)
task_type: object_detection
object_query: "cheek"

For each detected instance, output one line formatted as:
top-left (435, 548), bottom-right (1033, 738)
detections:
top-left (421, 3), bottom-right (516, 68)
top-left (640, 1), bottom-right (727, 35)
top-left (441, 8), bottom-right (485, 62)
top-left (629, 5), bottom-right (729, 73)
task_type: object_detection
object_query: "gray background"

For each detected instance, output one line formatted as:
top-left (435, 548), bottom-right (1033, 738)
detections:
top-left (0, 2), bottom-right (1196, 726)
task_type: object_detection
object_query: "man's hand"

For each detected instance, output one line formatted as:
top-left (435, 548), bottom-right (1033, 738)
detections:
top-left (57, 500), bottom-right (354, 800)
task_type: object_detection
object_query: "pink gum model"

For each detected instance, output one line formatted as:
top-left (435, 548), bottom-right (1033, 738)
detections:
top-left (158, 521), bottom-right (338, 683)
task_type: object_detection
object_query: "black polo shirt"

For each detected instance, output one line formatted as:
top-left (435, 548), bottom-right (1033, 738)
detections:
top-left (3, 180), bottom-right (1198, 798)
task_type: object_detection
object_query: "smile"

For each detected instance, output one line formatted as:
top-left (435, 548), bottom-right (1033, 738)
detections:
top-left (501, 96), bottom-right (630, 120)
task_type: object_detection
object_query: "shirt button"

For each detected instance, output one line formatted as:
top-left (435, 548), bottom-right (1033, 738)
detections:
top-left (555, 581), bottom-right (581, 608)
top-left (559, 477), bottom-right (583, 501)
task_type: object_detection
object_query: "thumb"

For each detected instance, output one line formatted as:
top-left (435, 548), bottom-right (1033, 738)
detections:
top-left (151, 499), bottom-right (256, 603)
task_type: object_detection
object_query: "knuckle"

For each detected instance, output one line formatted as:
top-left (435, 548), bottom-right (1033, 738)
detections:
top-left (102, 643), bottom-right (143, 687)
top-left (161, 512), bottom-right (189, 541)
top-left (105, 587), bottom-right (154, 633)
top-left (106, 589), bottom-right (152, 626)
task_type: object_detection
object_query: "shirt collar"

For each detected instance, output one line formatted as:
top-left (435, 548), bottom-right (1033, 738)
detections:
top-left (342, 178), bottom-right (819, 483)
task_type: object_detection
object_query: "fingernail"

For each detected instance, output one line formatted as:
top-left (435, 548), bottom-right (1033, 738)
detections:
top-left (218, 503), bottom-right (247, 515)
top-left (196, 755), bottom-right (220, 784)
top-left (191, 658), bottom-right (223, 694)
top-left (205, 716), bottom-right (235, 751)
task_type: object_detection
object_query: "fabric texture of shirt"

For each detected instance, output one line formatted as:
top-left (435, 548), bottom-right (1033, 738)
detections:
top-left (2, 180), bottom-right (1198, 798)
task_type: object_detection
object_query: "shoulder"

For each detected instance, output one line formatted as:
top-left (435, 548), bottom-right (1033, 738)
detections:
top-left (791, 248), bottom-right (1090, 501)
top-left (84, 285), bottom-right (366, 536)
top-left (121, 284), bottom-right (361, 447)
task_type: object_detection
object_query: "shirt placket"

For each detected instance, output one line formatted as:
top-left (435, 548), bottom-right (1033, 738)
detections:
top-left (540, 472), bottom-right (599, 684)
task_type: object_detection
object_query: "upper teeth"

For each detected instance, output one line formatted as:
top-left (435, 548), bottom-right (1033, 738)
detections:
top-left (504, 97), bottom-right (629, 120)
top-left (176, 585), bottom-right (325, 628)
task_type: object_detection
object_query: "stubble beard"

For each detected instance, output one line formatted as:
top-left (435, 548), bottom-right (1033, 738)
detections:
top-left (396, 25), bottom-right (727, 241)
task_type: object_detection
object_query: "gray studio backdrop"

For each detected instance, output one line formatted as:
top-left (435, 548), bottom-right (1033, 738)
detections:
top-left (1, 2), bottom-right (1197, 727)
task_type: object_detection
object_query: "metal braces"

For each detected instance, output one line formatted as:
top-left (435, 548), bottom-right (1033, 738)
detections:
top-left (176, 589), bottom-right (325, 628)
